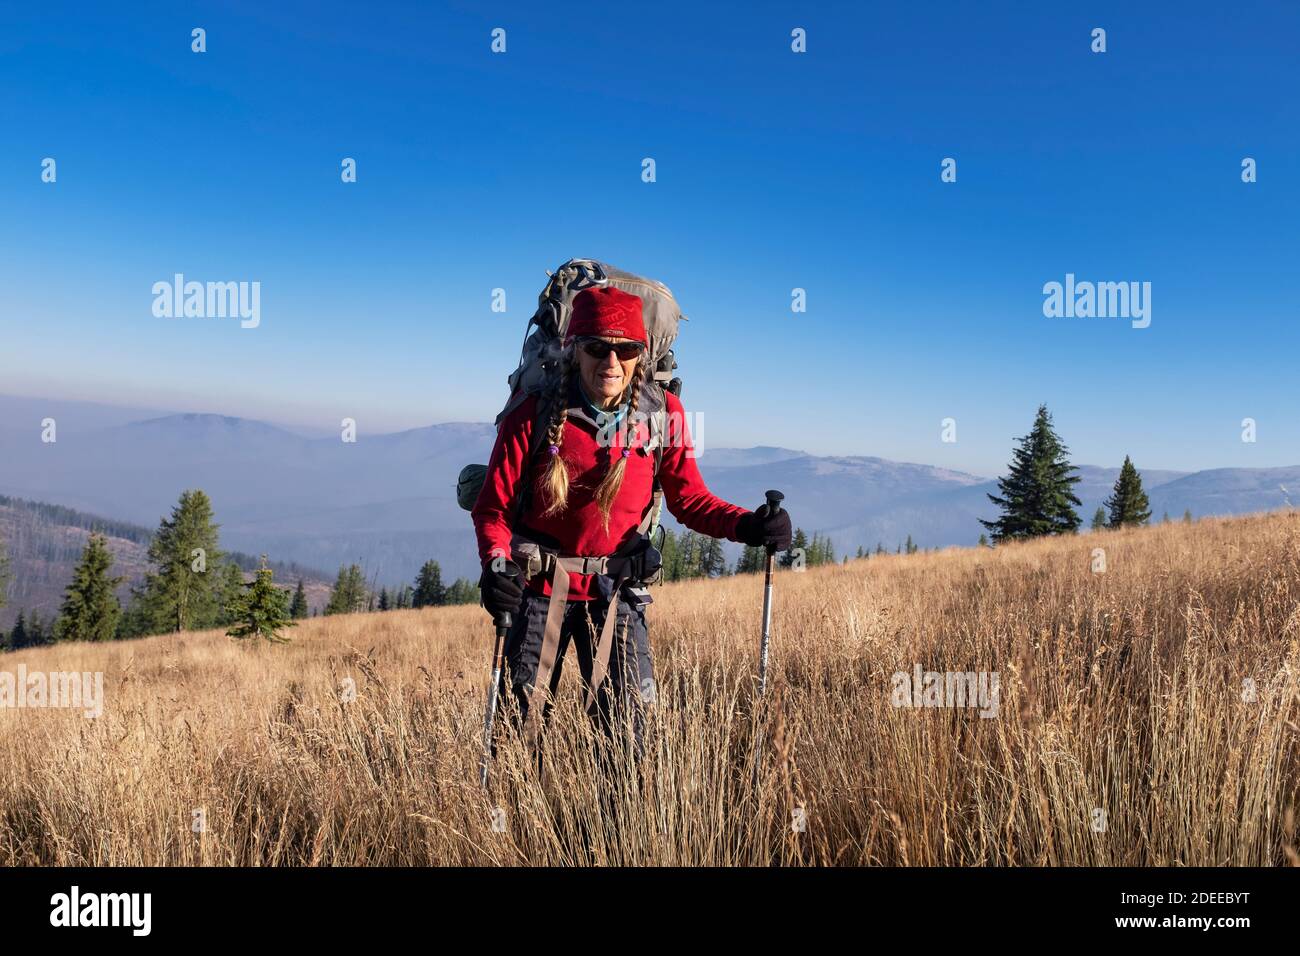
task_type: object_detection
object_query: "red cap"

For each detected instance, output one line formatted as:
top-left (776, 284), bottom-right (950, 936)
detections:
top-left (565, 287), bottom-right (648, 346)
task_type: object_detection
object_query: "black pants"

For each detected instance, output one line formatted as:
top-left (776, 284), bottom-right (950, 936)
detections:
top-left (501, 586), bottom-right (654, 755)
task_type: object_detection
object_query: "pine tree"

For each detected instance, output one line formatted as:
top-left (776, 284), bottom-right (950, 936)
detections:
top-left (1091, 507), bottom-right (1107, 531)
top-left (875, 542), bottom-right (885, 556)
top-left (54, 534), bottom-right (123, 642)
top-left (324, 566), bottom-right (349, 615)
top-left (324, 564), bottom-right (368, 615)
top-left (25, 611), bottom-right (49, 646)
top-left (289, 579), bottom-right (309, 619)
top-left (981, 405), bottom-right (1082, 542)
top-left (134, 490), bottom-right (225, 633)
top-left (905, 534), bottom-right (918, 555)
top-left (445, 578), bottom-right (478, 605)
top-left (698, 537), bottom-right (726, 577)
top-left (1103, 456), bottom-right (1151, 529)
top-left (855, 545), bottom-right (865, 560)
top-left (226, 558), bottom-right (295, 644)
top-left (413, 560), bottom-right (446, 608)
top-left (9, 611), bottom-right (30, 650)
top-left (735, 543), bottom-right (765, 574)
top-left (977, 533), bottom-right (989, 547)
top-left (1161, 511), bottom-right (1171, 524)
top-left (1183, 509), bottom-right (1193, 524)
top-left (214, 563), bottom-right (246, 627)
top-left (378, 587), bottom-right (391, 611)
top-left (780, 528), bottom-right (809, 568)
top-left (678, 531), bottom-right (700, 579)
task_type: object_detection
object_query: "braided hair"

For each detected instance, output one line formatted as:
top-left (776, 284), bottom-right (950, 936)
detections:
top-left (540, 350), bottom-right (645, 533)
top-left (540, 357), bottom-right (573, 517)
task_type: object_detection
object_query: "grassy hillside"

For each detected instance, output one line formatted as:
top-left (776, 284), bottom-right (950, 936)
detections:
top-left (1, 511), bottom-right (1298, 865)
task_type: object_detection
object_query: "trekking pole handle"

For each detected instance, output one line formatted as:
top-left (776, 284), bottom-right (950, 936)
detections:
top-left (491, 562), bottom-right (520, 631)
top-left (763, 490), bottom-right (785, 557)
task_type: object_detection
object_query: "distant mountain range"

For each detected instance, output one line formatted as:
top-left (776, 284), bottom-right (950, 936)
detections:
top-left (1, 395), bottom-right (1296, 594)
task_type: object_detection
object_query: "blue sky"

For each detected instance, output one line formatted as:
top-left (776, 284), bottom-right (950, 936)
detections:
top-left (1, 0), bottom-right (1296, 476)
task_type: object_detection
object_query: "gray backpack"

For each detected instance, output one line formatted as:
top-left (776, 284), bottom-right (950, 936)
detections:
top-left (456, 258), bottom-right (685, 532)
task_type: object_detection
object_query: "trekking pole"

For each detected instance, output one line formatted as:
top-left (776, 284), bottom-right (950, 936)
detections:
top-left (479, 568), bottom-right (518, 789)
top-left (758, 489), bottom-right (784, 697)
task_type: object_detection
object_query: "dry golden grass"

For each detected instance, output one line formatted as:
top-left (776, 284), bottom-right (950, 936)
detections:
top-left (3, 511), bottom-right (1299, 866)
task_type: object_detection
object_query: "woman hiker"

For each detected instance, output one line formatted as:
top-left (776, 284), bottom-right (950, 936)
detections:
top-left (471, 285), bottom-right (792, 755)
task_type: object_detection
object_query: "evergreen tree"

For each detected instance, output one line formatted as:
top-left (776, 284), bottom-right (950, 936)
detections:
top-left (978, 533), bottom-right (989, 547)
top-left (324, 564), bottom-right (368, 615)
top-left (875, 542), bottom-right (885, 556)
top-left (289, 579), bottom-right (309, 619)
top-left (856, 545), bottom-right (865, 560)
top-left (1183, 509), bottom-right (1193, 524)
top-left (1103, 456), bottom-right (1151, 529)
top-left (678, 531), bottom-right (701, 579)
top-left (396, 585), bottom-right (413, 609)
top-left (378, 587), bottom-right (391, 611)
top-left (25, 610), bottom-right (49, 646)
top-left (226, 559), bottom-right (295, 644)
top-left (659, 529), bottom-right (680, 581)
top-left (735, 543), bottom-right (766, 574)
top-left (981, 405), bottom-right (1082, 542)
top-left (325, 566), bottom-right (348, 615)
top-left (53, 534), bottom-right (123, 642)
top-left (1091, 507), bottom-right (1107, 531)
top-left (445, 578), bottom-right (479, 605)
top-left (780, 528), bottom-right (809, 568)
top-left (698, 537), bottom-right (726, 578)
top-left (115, 596), bottom-right (157, 640)
top-left (904, 534), bottom-right (918, 555)
top-left (134, 490), bottom-right (225, 633)
top-left (9, 611), bottom-right (30, 650)
top-left (214, 563), bottom-right (246, 627)
top-left (1161, 511), bottom-right (1171, 524)
top-left (413, 560), bottom-right (446, 608)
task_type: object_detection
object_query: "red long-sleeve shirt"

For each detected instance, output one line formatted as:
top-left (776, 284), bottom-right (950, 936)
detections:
top-left (471, 388), bottom-right (746, 600)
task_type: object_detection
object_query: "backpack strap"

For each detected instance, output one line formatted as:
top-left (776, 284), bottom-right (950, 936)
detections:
top-left (641, 395), bottom-right (668, 538)
top-left (509, 388), bottom-right (558, 526)
top-left (522, 550), bottom-right (632, 740)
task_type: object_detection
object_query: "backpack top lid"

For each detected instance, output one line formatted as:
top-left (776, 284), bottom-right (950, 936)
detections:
top-left (499, 258), bottom-right (685, 426)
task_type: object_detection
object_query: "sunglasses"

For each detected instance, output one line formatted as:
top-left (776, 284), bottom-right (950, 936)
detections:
top-left (578, 338), bottom-right (644, 361)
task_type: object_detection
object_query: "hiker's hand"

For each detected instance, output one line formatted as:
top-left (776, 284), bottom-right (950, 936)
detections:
top-left (737, 503), bottom-right (792, 552)
top-left (479, 560), bottom-right (524, 619)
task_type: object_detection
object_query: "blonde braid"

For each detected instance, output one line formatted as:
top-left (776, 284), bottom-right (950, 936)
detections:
top-left (540, 357), bottom-right (572, 516)
top-left (593, 359), bottom-right (645, 532)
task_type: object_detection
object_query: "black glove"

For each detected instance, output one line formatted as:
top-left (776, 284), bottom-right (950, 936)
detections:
top-left (479, 560), bottom-right (523, 619)
top-left (736, 503), bottom-right (792, 552)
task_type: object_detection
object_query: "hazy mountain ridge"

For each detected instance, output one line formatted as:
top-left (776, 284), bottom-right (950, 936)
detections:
top-left (1, 395), bottom-right (1295, 589)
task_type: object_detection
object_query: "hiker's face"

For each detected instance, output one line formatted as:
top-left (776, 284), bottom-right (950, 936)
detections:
top-left (577, 337), bottom-right (640, 408)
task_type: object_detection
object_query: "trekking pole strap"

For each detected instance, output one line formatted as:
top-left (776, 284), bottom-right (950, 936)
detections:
top-left (523, 554), bottom-right (632, 737)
